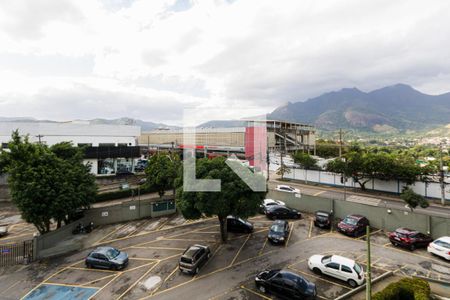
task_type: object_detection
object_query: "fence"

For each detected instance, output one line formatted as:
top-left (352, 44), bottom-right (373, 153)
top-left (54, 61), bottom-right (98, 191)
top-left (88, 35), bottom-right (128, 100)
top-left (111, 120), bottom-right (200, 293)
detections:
top-left (0, 240), bottom-right (34, 267)
top-left (267, 190), bottom-right (450, 239)
top-left (284, 168), bottom-right (450, 201)
top-left (34, 196), bottom-right (176, 259)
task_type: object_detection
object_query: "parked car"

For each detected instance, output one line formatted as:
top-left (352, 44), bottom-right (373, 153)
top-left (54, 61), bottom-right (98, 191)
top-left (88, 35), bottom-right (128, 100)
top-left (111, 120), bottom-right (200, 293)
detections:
top-left (255, 269), bottom-right (317, 299)
top-left (336, 215), bottom-right (369, 237)
top-left (260, 199), bottom-right (286, 213)
top-left (265, 205), bottom-right (301, 220)
top-left (276, 185), bottom-right (300, 194)
top-left (308, 255), bottom-right (365, 288)
top-left (0, 225), bottom-right (8, 237)
top-left (313, 211), bottom-right (332, 229)
top-left (179, 244), bottom-right (211, 275)
top-left (227, 216), bottom-right (253, 233)
top-left (85, 247), bottom-right (128, 270)
top-left (268, 220), bottom-right (290, 244)
top-left (427, 236), bottom-right (450, 260)
top-left (389, 228), bottom-right (433, 251)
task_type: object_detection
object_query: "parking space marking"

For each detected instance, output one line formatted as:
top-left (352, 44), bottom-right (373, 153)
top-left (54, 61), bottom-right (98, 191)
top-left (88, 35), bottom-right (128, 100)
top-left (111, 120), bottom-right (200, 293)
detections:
top-left (382, 243), bottom-right (444, 264)
top-left (259, 238), bottom-right (268, 255)
top-left (37, 282), bottom-right (99, 289)
top-left (285, 224), bottom-right (294, 247)
top-left (117, 261), bottom-right (160, 299)
top-left (308, 220), bottom-right (313, 239)
top-left (163, 238), bottom-right (216, 243)
top-left (88, 272), bottom-right (122, 300)
top-left (127, 246), bottom-right (186, 251)
top-left (313, 191), bottom-right (326, 196)
top-left (230, 234), bottom-right (251, 266)
top-left (94, 223), bottom-right (128, 245)
top-left (67, 266), bottom-right (117, 273)
top-left (124, 262), bottom-right (157, 273)
top-left (151, 265), bottom-right (179, 296)
top-left (287, 266), bottom-right (352, 290)
top-left (0, 281), bottom-right (21, 296)
top-left (80, 274), bottom-right (117, 286)
top-left (240, 285), bottom-right (272, 300)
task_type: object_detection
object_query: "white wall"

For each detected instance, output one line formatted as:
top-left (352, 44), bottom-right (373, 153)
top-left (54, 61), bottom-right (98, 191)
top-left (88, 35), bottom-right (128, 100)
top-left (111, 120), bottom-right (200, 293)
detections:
top-left (0, 122), bottom-right (140, 146)
top-left (285, 168), bottom-right (450, 201)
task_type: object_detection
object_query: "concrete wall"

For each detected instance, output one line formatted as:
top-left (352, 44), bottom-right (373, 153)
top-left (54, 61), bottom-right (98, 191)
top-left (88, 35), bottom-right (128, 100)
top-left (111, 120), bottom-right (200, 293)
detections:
top-left (267, 189), bottom-right (449, 238)
top-left (285, 168), bottom-right (450, 201)
top-left (35, 196), bottom-right (176, 259)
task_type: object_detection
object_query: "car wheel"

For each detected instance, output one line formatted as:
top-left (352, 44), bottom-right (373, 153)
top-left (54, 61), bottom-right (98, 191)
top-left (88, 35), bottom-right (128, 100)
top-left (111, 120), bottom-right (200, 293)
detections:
top-left (111, 265), bottom-right (118, 271)
top-left (195, 267), bottom-right (199, 275)
top-left (312, 268), bottom-right (322, 275)
top-left (85, 262), bottom-right (91, 269)
top-left (207, 252), bottom-right (211, 259)
top-left (348, 279), bottom-right (357, 288)
top-left (258, 285), bottom-right (266, 293)
top-left (410, 244), bottom-right (416, 251)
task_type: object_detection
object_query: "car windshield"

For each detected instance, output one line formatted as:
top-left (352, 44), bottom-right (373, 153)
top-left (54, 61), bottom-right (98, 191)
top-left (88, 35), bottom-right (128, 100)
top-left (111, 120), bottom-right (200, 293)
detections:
top-left (271, 224), bottom-right (285, 233)
top-left (354, 263), bottom-right (362, 274)
top-left (343, 217), bottom-right (358, 225)
top-left (321, 255), bottom-right (332, 264)
top-left (105, 248), bottom-right (120, 260)
top-left (435, 240), bottom-right (450, 249)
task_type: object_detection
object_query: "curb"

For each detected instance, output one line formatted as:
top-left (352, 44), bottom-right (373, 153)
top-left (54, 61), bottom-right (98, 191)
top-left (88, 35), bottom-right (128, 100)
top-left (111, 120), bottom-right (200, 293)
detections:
top-left (413, 275), bottom-right (450, 286)
top-left (334, 271), bottom-right (394, 300)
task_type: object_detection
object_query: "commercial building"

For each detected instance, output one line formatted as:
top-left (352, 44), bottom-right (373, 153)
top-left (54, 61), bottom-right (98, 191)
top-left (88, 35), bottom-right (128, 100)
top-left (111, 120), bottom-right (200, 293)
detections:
top-left (138, 120), bottom-right (316, 167)
top-left (0, 121), bottom-right (141, 176)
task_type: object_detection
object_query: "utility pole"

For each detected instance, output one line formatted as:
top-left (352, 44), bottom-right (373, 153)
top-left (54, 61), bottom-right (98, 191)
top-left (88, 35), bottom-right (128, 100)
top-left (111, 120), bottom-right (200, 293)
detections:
top-left (366, 225), bottom-right (372, 300)
top-left (36, 134), bottom-right (44, 144)
top-left (339, 129), bottom-right (343, 157)
top-left (439, 142), bottom-right (446, 206)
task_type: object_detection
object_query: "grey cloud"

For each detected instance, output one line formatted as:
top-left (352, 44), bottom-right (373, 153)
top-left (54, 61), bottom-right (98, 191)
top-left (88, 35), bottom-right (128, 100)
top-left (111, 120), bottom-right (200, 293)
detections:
top-left (0, 84), bottom-right (186, 123)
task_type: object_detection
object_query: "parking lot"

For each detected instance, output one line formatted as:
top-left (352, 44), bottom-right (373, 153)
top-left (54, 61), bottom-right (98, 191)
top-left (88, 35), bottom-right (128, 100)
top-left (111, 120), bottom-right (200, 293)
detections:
top-left (4, 213), bottom-right (449, 300)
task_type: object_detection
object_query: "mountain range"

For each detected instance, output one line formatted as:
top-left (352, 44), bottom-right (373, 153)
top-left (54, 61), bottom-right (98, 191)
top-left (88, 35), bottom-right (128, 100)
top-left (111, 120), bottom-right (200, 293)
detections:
top-left (268, 84), bottom-right (450, 133)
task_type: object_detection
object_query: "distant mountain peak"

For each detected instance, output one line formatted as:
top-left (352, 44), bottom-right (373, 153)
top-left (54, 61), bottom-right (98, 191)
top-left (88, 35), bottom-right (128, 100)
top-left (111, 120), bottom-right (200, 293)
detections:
top-left (268, 84), bottom-right (450, 132)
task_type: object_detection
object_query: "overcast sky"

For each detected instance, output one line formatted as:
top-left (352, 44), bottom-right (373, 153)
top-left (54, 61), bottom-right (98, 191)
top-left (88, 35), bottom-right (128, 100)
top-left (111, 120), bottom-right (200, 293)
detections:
top-left (1, 0), bottom-right (450, 125)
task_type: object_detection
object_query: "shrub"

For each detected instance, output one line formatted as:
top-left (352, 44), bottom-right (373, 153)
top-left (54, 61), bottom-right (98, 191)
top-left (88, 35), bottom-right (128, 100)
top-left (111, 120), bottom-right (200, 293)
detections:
top-left (372, 277), bottom-right (430, 300)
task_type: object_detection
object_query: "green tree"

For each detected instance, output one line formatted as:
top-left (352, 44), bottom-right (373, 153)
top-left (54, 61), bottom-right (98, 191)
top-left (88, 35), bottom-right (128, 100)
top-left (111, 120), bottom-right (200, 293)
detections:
top-left (293, 152), bottom-right (318, 170)
top-left (276, 163), bottom-right (291, 179)
top-left (400, 187), bottom-right (429, 211)
top-left (176, 157), bottom-right (266, 242)
top-left (145, 152), bottom-right (179, 197)
top-left (1, 131), bottom-right (97, 233)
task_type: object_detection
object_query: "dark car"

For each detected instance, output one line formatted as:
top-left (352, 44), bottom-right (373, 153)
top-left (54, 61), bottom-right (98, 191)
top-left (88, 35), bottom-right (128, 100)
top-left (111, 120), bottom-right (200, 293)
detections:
top-left (85, 247), bottom-right (128, 270)
top-left (337, 215), bottom-right (369, 237)
top-left (255, 269), bottom-right (317, 299)
top-left (314, 211), bottom-right (332, 229)
top-left (389, 228), bottom-right (433, 251)
top-left (179, 244), bottom-right (211, 275)
top-left (265, 205), bottom-right (301, 220)
top-left (268, 220), bottom-right (290, 244)
top-left (227, 216), bottom-right (253, 233)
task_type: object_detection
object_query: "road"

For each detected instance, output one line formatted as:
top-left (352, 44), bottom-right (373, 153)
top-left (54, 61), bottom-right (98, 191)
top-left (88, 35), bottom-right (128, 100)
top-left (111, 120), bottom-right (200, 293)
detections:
top-left (268, 179), bottom-right (450, 218)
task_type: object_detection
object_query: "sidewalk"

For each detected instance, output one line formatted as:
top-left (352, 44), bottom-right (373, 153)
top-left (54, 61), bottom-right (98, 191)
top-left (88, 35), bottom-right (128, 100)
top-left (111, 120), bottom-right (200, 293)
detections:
top-left (276, 178), bottom-right (449, 209)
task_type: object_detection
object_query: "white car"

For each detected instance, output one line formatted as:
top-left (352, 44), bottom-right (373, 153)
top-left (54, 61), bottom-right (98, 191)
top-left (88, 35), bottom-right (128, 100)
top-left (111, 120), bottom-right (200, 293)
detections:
top-left (308, 255), bottom-right (365, 288)
top-left (260, 199), bottom-right (286, 213)
top-left (276, 185), bottom-right (300, 194)
top-left (427, 236), bottom-right (450, 260)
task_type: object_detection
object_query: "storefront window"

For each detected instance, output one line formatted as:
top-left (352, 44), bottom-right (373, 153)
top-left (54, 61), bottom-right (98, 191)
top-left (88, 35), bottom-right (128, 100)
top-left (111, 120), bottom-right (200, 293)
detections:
top-left (98, 158), bottom-right (115, 175)
top-left (117, 158), bottom-right (133, 174)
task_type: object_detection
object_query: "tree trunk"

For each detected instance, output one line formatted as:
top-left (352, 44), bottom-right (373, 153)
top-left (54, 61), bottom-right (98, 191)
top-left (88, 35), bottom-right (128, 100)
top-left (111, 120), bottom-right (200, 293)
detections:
top-left (57, 219), bottom-right (61, 229)
top-left (218, 215), bottom-right (228, 243)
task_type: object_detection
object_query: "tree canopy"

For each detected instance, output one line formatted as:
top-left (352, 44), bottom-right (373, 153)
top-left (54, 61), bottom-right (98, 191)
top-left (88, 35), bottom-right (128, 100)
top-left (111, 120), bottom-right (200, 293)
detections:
top-left (293, 152), bottom-right (318, 170)
top-left (0, 131), bottom-right (97, 233)
top-left (326, 151), bottom-right (430, 190)
top-left (176, 157), bottom-right (266, 242)
top-left (145, 152), bottom-right (179, 197)
top-left (400, 187), bottom-right (429, 211)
